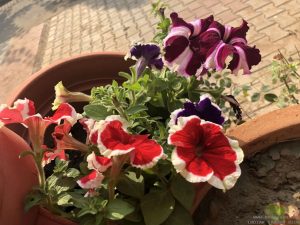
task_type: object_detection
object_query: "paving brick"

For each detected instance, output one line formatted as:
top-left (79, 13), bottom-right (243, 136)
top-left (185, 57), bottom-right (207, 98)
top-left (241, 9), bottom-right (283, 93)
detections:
top-left (258, 3), bottom-right (285, 18)
top-left (248, 14), bottom-right (275, 31)
top-left (272, 11), bottom-right (298, 28)
top-left (246, 0), bottom-right (271, 10)
top-left (247, 29), bottom-right (266, 44)
top-left (220, 0), bottom-right (235, 5)
top-left (210, 3), bottom-right (229, 15)
top-left (186, 1), bottom-right (202, 11)
top-left (226, 0), bottom-right (249, 13)
top-left (192, 6), bottom-right (213, 18)
top-left (261, 24), bottom-right (290, 42)
top-left (22, 0), bottom-right (300, 119)
top-left (279, 0), bottom-right (300, 15)
top-left (201, 0), bottom-right (221, 7)
top-left (236, 6), bottom-right (261, 21)
top-left (215, 9), bottom-right (241, 24)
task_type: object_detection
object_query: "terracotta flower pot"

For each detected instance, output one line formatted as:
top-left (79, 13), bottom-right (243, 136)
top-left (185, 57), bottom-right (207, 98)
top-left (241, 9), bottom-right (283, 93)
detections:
top-left (35, 207), bottom-right (77, 225)
top-left (6, 52), bottom-right (134, 138)
top-left (0, 127), bottom-right (38, 225)
top-left (2, 52), bottom-right (133, 225)
top-left (5, 52), bottom-right (300, 224)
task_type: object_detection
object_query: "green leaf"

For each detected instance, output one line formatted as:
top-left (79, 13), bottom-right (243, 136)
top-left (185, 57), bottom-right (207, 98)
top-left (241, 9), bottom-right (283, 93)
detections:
top-left (125, 105), bottom-right (148, 115)
top-left (57, 193), bottom-right (73, 206)
top-left (46, 174), bottom-right (59, 190)
top-left (141, 190), bottom-right (175, 225)
top-left (251, 93), bottom-right (260, 102)
top-left (119, 72), bottom-right (132, 80)
top-left (162, 203), bottom-right (194, 225)
top-left (261, 85), bottom-right (270, 92)
top-left (265, 203), bottom-right (285, 216)
top-left (84, 104), bottom-right (111, 120)
top-left (53, 159), bottom-right (69, 173)
top-left (55, 177), bottom-right (77, 194)
top-left (170, 175), bottom-right (195, 211)
top-left (105, 199), bottom-right (135, 220)
top-left (117, 172), bottom-right (144, 199)
top-left (156, 160), bottom-right (172, 177)
top-left (224, 78), bottom-right (232, 88)
top-left (65, 168), bottom-right (80, 178)
top-left (24, 192), bottom-right (43, 212)
top-left (264, 93), bottom-right (278, 102)
top-left (219, 79), bottom-right (225, 87)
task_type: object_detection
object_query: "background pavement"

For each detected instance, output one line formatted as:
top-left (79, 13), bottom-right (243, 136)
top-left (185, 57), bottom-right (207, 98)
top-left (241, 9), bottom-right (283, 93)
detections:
top-left (0, 0), bottom-right (300, 118)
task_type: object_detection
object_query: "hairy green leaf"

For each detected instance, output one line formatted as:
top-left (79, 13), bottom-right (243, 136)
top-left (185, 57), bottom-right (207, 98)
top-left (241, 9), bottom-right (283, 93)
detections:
top-left (170, 175), bottom-right (195, 211)
top-left (105, 199), bottom-right (135, 220)
top-left (141, 190), bottom-right (175, 225)
top-left (84, 104), bottom-right (111, 120)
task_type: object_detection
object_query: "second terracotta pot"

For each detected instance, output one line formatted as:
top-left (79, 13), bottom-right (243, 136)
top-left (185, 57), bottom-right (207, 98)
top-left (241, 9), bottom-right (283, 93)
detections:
top-left (6, 52), bottom-right (133, 138)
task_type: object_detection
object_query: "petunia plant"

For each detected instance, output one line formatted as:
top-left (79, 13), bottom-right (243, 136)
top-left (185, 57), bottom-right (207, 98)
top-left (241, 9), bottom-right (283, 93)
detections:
top-left (0, 1), bottom-right (263, 225)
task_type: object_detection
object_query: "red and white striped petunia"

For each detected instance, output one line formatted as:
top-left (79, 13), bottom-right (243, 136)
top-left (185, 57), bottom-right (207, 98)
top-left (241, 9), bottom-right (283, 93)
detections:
top-left (168, 116), bottom-right (243, 190)
top-left (87, 152), bottom-right (112, 172)
top-left (0, 99), bottom-right (83, 151)
top-left (52, 122), bottom-right (89, 152)
top-left (49, 102), bottom-right (82, 125)
top-left (42, 146), bottom-right (67, 167)
top-left (88, 115), bottom-right (164, 169)
top-left (0, 98), bottom-right (35, 127)
top-left (77, 170), bottom-right (104, 189)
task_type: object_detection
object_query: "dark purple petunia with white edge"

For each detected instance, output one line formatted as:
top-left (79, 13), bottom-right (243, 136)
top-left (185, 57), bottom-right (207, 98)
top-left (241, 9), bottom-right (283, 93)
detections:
top-left (163, 13), bottom-right (214, 77)
top-left (163, 13), bottom-right (261, 77)
top-left (202, 20), bottom-right (261, 75)
top-left (169, 94), bottom-right (225, 127)
top-left (125, 43), bottom-right (163, 77)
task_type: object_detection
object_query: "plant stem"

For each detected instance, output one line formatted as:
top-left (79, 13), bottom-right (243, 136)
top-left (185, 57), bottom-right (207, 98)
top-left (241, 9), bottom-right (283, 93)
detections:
top-left (112, 96), bottom-right (129, 121)
top-left (108, 156), bottom-right (128, 201)
top-left (282, 75), bottom-right (299, 104)
top-left (33, 153), bottom-right (46, 191)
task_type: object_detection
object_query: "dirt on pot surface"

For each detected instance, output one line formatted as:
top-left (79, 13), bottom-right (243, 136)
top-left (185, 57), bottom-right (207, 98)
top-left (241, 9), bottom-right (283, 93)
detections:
top-left (194, 140), bottom-right (300, 225)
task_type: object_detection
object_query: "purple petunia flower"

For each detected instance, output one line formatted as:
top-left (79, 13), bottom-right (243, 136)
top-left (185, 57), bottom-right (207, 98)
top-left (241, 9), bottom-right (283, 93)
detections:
top-left (163, 13), bottom-right (214, 77)
top-left (169, 94), bottom-right (225, 127)
top-left (126, 43), bottom-right (163, 77)
top-left (163, 13), bottom-right (261, 77)
top-left (202, 20), bottom-right (261, 75)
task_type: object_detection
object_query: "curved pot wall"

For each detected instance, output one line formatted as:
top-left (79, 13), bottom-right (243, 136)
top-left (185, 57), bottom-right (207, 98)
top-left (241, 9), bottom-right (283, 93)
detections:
top-left (0, 127), bottom-right (38, 225)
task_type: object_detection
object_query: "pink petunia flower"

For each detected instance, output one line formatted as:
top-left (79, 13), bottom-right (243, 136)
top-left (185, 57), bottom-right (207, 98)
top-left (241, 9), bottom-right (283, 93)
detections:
top-left (87, 152), bottom-right (112, 172)
top-left (77, 170), bottom-right (104, 189)
top-left (87, 115), bottom-right (164, 169)
top-left (168, 116), bottom-right (243, 190)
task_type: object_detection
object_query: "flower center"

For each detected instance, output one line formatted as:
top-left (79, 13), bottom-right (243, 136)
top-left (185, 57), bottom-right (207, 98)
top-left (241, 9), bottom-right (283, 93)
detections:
top-left (195, 145), bottom-right (204, 157)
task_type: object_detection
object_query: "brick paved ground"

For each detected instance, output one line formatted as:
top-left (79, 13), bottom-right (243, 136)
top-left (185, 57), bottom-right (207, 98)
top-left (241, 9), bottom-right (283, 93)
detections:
top-left (1, 0), bottom-right (300, 118)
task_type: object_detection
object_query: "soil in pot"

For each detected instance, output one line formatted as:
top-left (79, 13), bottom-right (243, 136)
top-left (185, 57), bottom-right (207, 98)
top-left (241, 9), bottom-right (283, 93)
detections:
top-left (194, 140), bottom-right (300, 225)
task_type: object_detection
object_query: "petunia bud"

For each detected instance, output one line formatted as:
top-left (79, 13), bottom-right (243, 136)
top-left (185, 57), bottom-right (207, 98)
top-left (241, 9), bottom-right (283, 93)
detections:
top-left (52, 81), bottom-right (92, 110)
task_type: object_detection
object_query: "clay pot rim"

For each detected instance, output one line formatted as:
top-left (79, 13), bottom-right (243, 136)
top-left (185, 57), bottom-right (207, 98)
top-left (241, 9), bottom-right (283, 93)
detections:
top-left (6, 51), bottom-right (126, 106)
top-left (38, 207), bottom-right (77, 225)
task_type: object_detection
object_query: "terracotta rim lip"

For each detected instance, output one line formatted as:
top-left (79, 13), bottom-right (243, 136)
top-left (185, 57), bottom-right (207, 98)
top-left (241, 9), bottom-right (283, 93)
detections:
top-left (38, 207), bottom-right (77, 225)
top-left (6, 51), bottom-right (126, 105)
top-left (226, 104), bottom-right (300, 157)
